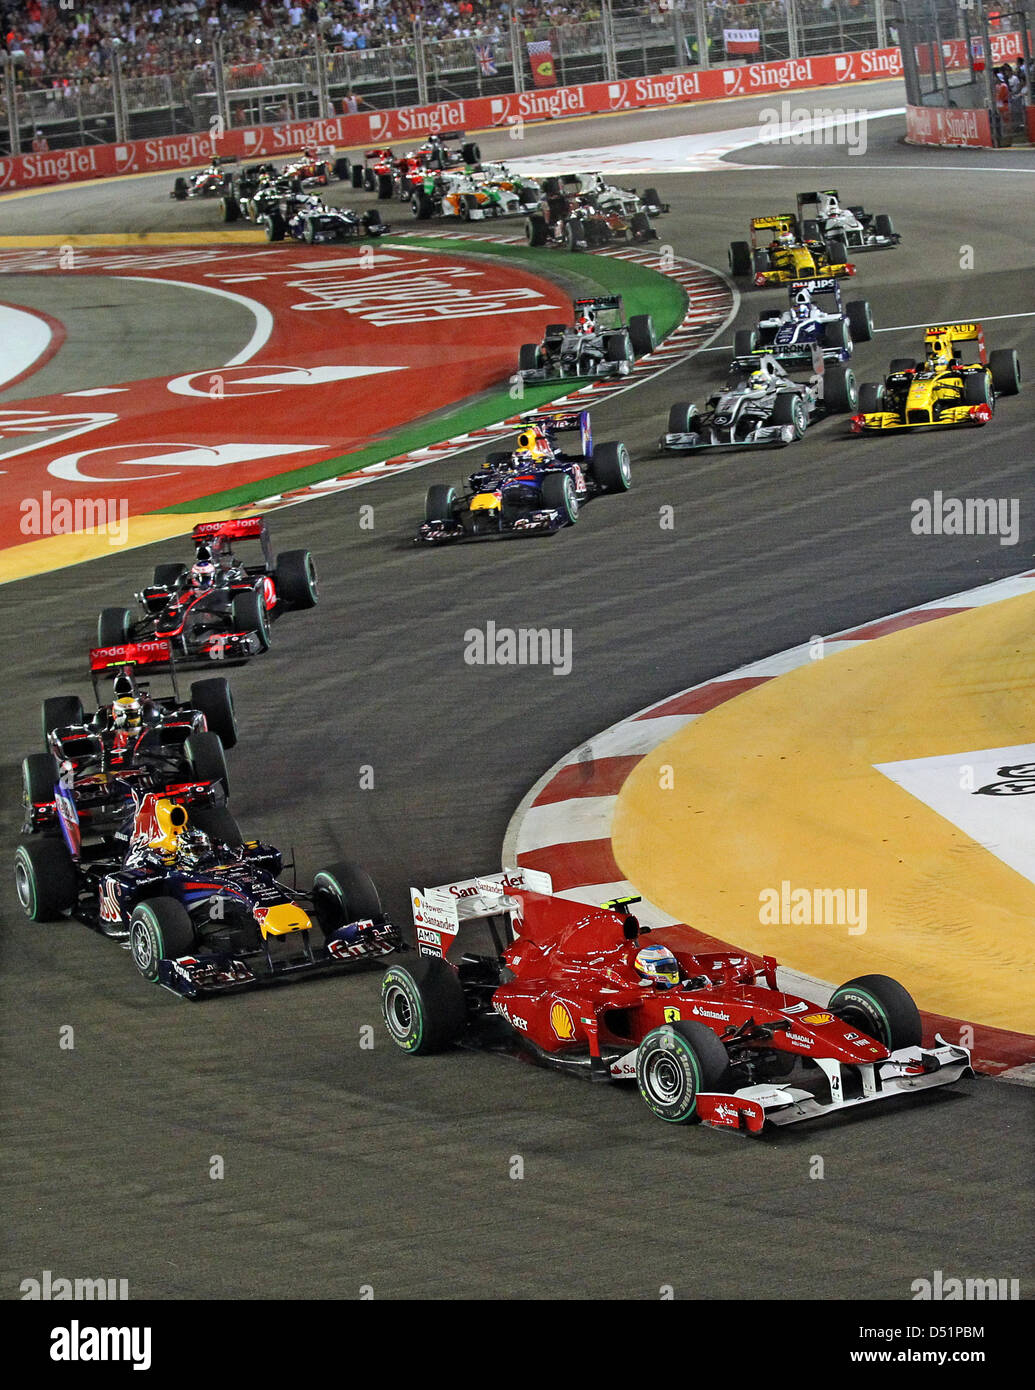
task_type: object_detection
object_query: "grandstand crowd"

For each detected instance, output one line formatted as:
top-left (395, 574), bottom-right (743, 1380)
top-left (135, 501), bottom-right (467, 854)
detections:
top-left (2, 0), bottom-right (869, 90)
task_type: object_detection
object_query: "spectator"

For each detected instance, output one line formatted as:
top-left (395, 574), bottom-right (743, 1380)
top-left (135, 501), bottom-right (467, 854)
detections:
top-left (31, 125), bottom-right (49, 150)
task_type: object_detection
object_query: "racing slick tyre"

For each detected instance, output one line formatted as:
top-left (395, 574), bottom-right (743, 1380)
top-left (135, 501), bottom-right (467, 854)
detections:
top-left (231, 589), bottom-right (271, 651)
top-left (630, 212), bottom-right (653, 241)
top-left (351, 164), bottom-right (364, 189)
top-left (461, 141), bottom-right (481, 164)
top-left (823, 319), bottom-right (851, 353)
top-left (643, 186), bottom-right (661, 208)
top-left (604, 333), bottom-right (634, 374)
top-left (189, 677), bottom-right (237, 750)
top-left (130, 898), bottom-right (195, 984)
top-left (963, 372), bottom-right (993, 408)
top-left (425, 484), bottom-right (458, 524)
top-left (377, 173), bottom-right (394, 200)
top-left (460, 193), bottom-right (481, 221)
top-left (42, 695), bottom-right (84, 739)
top-left (518, 184), bottom-right (539, 206)
top-left (734, 328), bottom-right (758, 358)
top-left (303, 219), bottom-right (317, 244)
top-left (874, 213), bottom-right (895, 238)
top-left (23, 752), bottom-right (60, 808)
top-left (667, 401), bottom-right (699, 434)
top-left (184, 731), bottom-right (230, 794)
top-left (824, 237), bottom-right (847, 264)
top-left (189, 805), bottom-right (243, 848)
top-left (381, 955), bottom-right (467, 1054)
top-left (363, 166), bottom-right (376, 191)
top-left (858, 382), bottom-right (884, 414)
top-left (801, 218), bottom-right (821, 242)
top-left (264, 213), bottom-right (286, 242)
top-left (312, 860), bottom-right (384, 940)
top-left (628, 313), bottom-right (656, 357)
top-left (274, 548), bottom-right (319, 609)
top-left (153, 561), bottom-right (187, 588)
top-left (889, 358), bottom-right (915, 374)
top-left (751, 249), bottom-right (771, 274)
top-left (525, 215), bottom-right (548, 247)
top-left (771, 393), bottom-right (808, 438)
top-left (14, 837), bottom-right (77, 921)
top-left (173, 177), bottom-right (188, 201)
top-left (823, 363), bottom-right (859, 413)
top-left (541, 472), bottom-right (578, 525)
top-left (97, 606), bottom-right (133, 647)
top-left (729, 241), bottom-right (751, 277)
top-left (636, 1020), bottom-right (733, 1123)
top-left (989, 349), bottom-right (1021, 396)
top-left (518, 343), bottom-right (540, 372)
top-left (828, 974), bottom-right (922, 1052)
top-left (220, 195), bottom-right (239, 223)
top-left (566, 220), bottom-right (587, 251)
top-left (591, 441), bottom-right (632, 493)
top-left (410, 192), bottom-right (433, 219)
top-left (846, 299), bottom-right (874, 342)
top-left (334, 157), bottom-right (350, 181)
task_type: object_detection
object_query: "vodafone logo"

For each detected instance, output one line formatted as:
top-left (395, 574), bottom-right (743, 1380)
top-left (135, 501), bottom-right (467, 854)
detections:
top-left (723, 67), bottom-right (744, 94)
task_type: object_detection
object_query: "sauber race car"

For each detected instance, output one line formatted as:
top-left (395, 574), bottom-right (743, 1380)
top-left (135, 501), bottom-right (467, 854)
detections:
top-left (23, 638), bottom-right (236, 841)
top-left (171, 157), bottom-right (236, 200)
top-left (851, 323), bottom-right (1021, 434)
top-left (733, 279), bottom-right (873, 367)
top-left (97, 517), bottom-right (318, 663)
top-left (381, 873), bottom-right (972, 1134)
top-left (13, 784), bottom-right (401, 997)
top-left (729, 215), bottom-right (856, 287)
top-left (661, 352), bottom-right (858, 453)
top-left (797, 189), bottom-right (900, 252)
top-left (416, 410), bottom-right (632, 543)
top-left (518, 295), bottom-right (656, 382)
top-left (526, 173), bottom-right (666, 250)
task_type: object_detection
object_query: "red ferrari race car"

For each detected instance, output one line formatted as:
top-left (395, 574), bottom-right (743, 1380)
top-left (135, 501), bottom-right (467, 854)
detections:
top-left (96, 517), bottom-right (318, 663)
top-left (24, 638), bottom-right (237, 842)
top-left (280, 145), bottom-right (344, 187)
top-left (381, 873), bottom-right (972, 1134)
top-left (352, 130), bottom-right (482, 198)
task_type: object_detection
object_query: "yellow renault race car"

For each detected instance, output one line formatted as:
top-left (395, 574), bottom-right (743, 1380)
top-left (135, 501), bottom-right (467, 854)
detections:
top-left (729, 215), bottom-right (856, 288)
top-left (851, 323), bottom-right (1021, 434)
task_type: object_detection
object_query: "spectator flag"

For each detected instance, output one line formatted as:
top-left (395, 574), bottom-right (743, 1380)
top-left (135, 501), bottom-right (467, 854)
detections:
top-left (475, 44), bottom-right (497, 77)
top-left (723, 28), bottom-right (761, 55)
top-left (527, 39), bottom-right (557, 88)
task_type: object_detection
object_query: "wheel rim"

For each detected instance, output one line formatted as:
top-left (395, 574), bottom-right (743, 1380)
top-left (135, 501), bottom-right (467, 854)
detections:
top-left (619, 450), bottom-right (631, 483)
top-left (642, 1046), bottom-right (686, 1106)
top-left (384, 983), bottom-right (415, 1040)
top-left (14, 856), bottom-right (33, 913)
top-left (131, 921), bottom-right (155, 974)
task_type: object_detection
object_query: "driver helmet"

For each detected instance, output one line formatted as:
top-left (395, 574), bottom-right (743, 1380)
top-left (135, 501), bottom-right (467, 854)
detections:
top-left (634, 944), bottom-right (681, 989)
top-left (191, 544), bottom-right (217, 589)
top-left (777, 231), bottom-right (796, 248)
top-left (113, 673), bottom-right (135, 699)
top-left (747, 369), bottom-right (769, 391)
top-left (793, 289), bottom-right (813, 320)
top-left (576, 307), bottom-right (596, 334)
top-left (177, 827), bottom-right (211, 864)
top-left (112, 695), bottom-right (142, 730)
top-left (515, 424), bottom-right (550, 459)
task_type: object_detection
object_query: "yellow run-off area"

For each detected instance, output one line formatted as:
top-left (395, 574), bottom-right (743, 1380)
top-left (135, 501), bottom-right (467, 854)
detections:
top-left (0, 513), bottom-right (228, 586)
top-left (613, 593), bottom-right (1035, 1034)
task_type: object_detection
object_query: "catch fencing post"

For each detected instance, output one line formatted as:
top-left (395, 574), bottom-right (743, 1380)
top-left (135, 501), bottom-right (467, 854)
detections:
top-left (787, 0), bottom-right (801, 59)
top-left (2, 53), bottom-right (20, 155)
top-left (694, 0), bottom-right (711, 69)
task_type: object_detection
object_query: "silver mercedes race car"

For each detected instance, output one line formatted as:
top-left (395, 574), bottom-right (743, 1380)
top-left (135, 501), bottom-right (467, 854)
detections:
top-left (660, 353), bottom-right (858, 453)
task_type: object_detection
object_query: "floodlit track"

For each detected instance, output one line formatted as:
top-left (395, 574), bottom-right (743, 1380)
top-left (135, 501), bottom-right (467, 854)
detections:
top-left (1, 89), bottom-right (1033, 1300)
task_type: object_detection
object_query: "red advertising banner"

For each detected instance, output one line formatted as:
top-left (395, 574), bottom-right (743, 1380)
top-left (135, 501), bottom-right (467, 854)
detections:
top-left (905, 104), bottom-right (994, 148)
top-left (527, 39), bottom-right (557, 89)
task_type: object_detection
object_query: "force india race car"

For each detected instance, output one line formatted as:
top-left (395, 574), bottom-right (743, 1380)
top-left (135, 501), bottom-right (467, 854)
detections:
top-left (729, 214), bottom-right (856, 287)
top-left (14, 782), bottom-right (401, 997)
top-left (796, 189), bottom-right (900, 252)
top-left (662, 352), bottom-right (858, 453)
top-left (417, 410), bottom-right (632, 543)
top-left (851, 323), bottom-right (1021, 434)
top-left (171, 157), bottom-right (236, 200)
top-left (97, 517), bottom-right (318, 663)
top-left (380, 873), bottom-right (972, 1134)
top-left (23, 638), bottom-right (236, 841)
top-left (409, 167), bottom-right (535, 221)
top-left (526, 173), bottom-right (667, 250)
top-left (518, 295), bottom-right (656, 382)
top-left (733, 278), bottom-right (873, 366)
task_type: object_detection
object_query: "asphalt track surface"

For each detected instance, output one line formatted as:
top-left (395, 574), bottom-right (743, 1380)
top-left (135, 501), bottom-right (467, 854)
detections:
top-left (2, 87), bottom-right (1033, 1302)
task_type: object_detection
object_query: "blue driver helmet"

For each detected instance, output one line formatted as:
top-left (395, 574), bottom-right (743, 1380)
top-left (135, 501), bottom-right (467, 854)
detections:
top-left (634, 943), bottom-right (681, 988)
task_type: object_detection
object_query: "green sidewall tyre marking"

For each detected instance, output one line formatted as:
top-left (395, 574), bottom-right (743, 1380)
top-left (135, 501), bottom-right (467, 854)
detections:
top-left (384, 970), bottom-right (423, 1051)
top-left (832, 986), bottom-right (891, 1045)
top-left (643, 1032), bottom-right (702, 1123)
top-left (16, 849), bottom-right (37, 918)
top-left (133, 907), bottom-right (164, 983)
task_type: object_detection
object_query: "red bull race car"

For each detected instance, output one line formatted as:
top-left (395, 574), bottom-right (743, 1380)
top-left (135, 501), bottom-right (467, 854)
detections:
top-left (381, 872), bottom-right (972, 1134)
top-left (96, 517), bottom-right (318, 663)
top-left (851, 323), bottom-right (1021, 433)
top-left (23, 638), bottom-right (236, 841)
top-left (14, 782), bottom-right (401, 998)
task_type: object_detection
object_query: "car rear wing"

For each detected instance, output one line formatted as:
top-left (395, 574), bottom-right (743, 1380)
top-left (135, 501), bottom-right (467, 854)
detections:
top-left (527, 407), bottom-right (592, 457)
top-left (924, 322), bottom-right (987, 363)
top-left (90, 638), bottom-right (180, 702)
top-left (752, 214), bottom-right (797, 231)
top-left (410, 868), bottom-right (553, 959)
top-left (795, 188), bottom-right (839, 207)
top-left (192, 515), bottom-right (274, 567)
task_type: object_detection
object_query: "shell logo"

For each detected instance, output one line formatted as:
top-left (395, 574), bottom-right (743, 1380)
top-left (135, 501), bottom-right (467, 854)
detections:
top-left (550, 1001), bottom-right (576, 1040)
top-left (802, 1011), bottom-right (834, 1025)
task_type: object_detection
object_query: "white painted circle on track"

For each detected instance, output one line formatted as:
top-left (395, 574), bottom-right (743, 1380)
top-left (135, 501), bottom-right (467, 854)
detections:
top-left (118, 276), bottom-right (274, 366)
top-left (0, 302), bottom-right (54, 388)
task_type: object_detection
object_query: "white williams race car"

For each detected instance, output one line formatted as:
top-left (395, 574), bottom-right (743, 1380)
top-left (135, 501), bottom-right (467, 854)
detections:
top-left (661, 353), bottom-right (858, 453)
